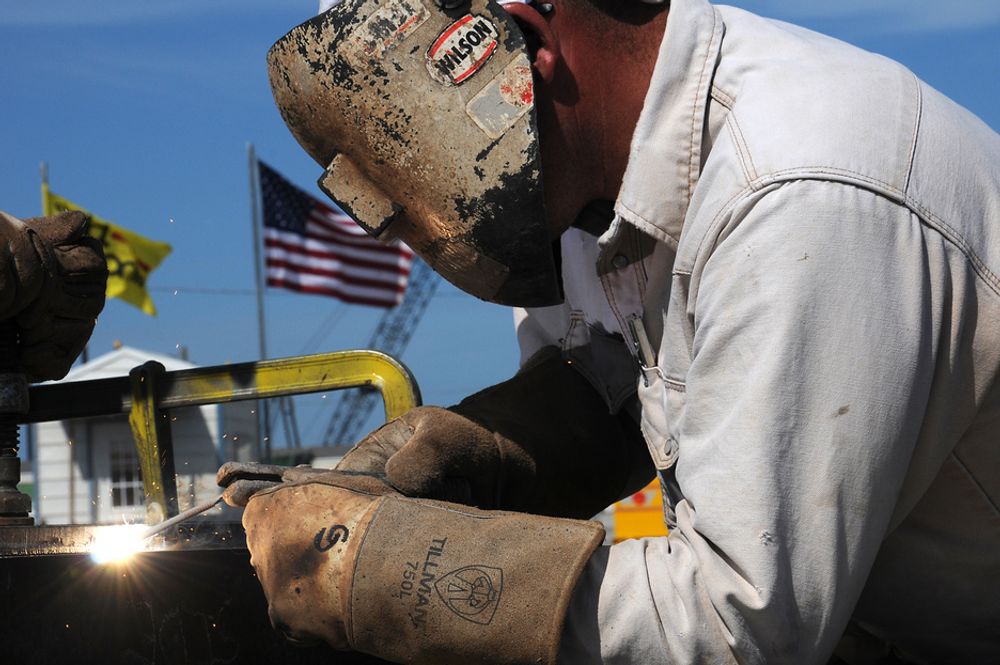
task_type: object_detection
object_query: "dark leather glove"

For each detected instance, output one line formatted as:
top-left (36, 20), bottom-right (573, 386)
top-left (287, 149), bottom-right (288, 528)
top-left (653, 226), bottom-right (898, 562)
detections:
top-left (0, 210), bottom-right (107, 381)
top-left (337, 349), bottom-right (654, 519)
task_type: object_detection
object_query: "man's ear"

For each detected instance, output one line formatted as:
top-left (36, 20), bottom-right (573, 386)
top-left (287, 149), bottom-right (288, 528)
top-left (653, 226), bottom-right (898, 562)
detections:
top-left (503, 2), bottom-right (560, 83)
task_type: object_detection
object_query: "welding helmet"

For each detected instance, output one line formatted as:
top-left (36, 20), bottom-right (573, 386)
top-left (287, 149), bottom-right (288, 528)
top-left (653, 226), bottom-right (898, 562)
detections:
top-left (267, 0), bottom-right (562, 307)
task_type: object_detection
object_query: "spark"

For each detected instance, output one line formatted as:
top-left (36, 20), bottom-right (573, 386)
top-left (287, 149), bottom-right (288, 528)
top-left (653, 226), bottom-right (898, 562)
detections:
top-left (90, 495), bottom-right (222, 565)
top-left (89, 524), bottom-right (148, 565)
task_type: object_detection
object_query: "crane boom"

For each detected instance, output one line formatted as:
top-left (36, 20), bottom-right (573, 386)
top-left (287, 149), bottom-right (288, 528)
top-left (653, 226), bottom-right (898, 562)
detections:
top-left (322, 259), bottom-right (439, 444)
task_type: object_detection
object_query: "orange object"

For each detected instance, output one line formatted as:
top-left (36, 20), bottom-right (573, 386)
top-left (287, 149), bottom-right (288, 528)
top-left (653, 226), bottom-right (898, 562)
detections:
top-left (612, 479), bottom-right (669, 542)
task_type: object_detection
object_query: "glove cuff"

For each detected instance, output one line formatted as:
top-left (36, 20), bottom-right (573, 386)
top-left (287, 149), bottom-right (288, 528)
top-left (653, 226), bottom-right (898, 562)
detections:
top-left (350, 496), bottom-right (605, 665)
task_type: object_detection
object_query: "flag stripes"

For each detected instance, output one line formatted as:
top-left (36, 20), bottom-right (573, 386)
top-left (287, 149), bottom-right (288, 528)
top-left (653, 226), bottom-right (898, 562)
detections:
top-left (259, 161), bottom-right (412, 308)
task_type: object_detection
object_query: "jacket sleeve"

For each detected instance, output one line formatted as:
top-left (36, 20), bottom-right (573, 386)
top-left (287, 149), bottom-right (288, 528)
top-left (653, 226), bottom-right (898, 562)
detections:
top-left (559, 181), bottom-right (942, 664)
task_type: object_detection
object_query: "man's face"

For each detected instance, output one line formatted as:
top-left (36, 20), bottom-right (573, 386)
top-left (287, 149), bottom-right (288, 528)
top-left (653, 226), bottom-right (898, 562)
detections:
top-left (505, 0), bottom-right (668, 237)
top-left (505, 0), bottom-right (595, 238)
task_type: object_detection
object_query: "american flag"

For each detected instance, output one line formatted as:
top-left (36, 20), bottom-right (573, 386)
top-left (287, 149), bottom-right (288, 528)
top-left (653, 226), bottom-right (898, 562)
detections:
top-left (259, 161), bottom-right (413, 308)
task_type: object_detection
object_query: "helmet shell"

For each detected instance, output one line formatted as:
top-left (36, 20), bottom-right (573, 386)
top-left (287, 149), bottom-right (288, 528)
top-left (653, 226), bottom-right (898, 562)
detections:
top-left (268, 0), bottom-right (562, 306)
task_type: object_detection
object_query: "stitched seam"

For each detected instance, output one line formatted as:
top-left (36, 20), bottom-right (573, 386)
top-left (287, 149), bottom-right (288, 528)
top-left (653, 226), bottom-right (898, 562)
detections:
top-left (617, 199), bottom-right (681, 247)
top-left (903, 198), bottom-right (1000, 297)
top-left (348, 496), bottom-right (389, 648)
top-left (595, 269), bottom-right (646, 407)
top-left (640, 539), bottom-right (671, 648)
top-left (629, 226), bottom-right (648, 300)
top-left (595, 229), bottom-right (642, 363)
top-left (689, 184), bottom-right (759, 268)
top-left (665, 378), bottom-right (686, 392)
top-left (754, 166), bottom-right (904, 194)
top-left (731, 114), bottom-right (758, 181)
top-left (710, 84), bottom-right (734, 109)
top-left (950, 451), bottom-right (1000, 517)
top-left (725, 114), bottom-right (756, 185)
top-left (903, 73), bottom-right (923, 195)
top-left (688, 7), bottom-right (722, 205)
top-left (746, 169), bottom-right (1000, 296)
top-left (560, 315), bottom-right (580, 354)
top-left (604, 279), bottom-right (629, 348)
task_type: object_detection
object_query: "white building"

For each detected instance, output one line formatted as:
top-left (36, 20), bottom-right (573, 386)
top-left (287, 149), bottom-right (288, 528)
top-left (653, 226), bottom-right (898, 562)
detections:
top-left (31, 346), bottom-right (257, 525)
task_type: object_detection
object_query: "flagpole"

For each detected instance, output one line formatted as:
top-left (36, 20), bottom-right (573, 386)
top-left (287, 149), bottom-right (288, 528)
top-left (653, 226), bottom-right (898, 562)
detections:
top-left (40, 162), bottom-right (50, 214)
top-left (247, 143), bottom-right (271, 462)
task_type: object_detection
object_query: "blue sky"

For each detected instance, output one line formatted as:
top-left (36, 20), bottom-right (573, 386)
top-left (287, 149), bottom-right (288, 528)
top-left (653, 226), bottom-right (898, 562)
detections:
top-left (2, 1), bottom-right (998, 447)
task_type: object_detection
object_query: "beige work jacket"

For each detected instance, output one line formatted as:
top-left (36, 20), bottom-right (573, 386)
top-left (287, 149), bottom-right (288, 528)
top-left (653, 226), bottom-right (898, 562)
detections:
top-left (516, 0), bottom-right (1000, 662)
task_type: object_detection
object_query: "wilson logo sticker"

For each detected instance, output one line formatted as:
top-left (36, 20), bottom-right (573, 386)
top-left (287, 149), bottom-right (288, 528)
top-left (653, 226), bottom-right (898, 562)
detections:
top-left (426, 14), bottom-right (498, 86)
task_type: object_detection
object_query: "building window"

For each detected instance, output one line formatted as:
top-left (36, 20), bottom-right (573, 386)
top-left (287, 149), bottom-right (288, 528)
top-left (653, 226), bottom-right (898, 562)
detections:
top-left (110, 445), bottom-right (144, 507)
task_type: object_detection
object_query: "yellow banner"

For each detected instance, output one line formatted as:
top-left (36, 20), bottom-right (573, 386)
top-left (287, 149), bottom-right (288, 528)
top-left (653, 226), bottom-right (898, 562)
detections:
top-left (43, 185), bottom-right (172, 316)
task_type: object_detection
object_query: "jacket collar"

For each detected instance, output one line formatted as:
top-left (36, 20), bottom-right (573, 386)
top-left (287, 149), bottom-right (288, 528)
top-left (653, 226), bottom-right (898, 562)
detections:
top-left (614, 0), bottom-right (724, 247)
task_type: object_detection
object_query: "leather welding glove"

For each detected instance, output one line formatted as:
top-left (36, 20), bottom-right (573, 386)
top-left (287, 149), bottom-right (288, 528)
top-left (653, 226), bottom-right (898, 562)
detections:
top-left (0, 210), bottom-right (107, 381)
top-left (216, 461), bottom-right (333, 507)
top-left (242, 470), bottom-right (604, 665)
top-left (337, 348), bottom-right (653, 519)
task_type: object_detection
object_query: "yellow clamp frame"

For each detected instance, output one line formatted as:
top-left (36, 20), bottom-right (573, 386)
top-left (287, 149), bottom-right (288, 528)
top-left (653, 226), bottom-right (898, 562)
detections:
top-left (127, 350), bottom-right (420, 524)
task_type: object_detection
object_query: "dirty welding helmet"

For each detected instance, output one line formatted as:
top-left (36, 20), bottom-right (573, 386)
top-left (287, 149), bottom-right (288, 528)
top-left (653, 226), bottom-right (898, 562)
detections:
top-left (267, 0), bottom-right (562, 307)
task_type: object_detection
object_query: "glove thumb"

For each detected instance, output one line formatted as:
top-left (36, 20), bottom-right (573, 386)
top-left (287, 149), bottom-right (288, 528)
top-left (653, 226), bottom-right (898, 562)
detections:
top-left (383, 408), bottom-right (501, 507)
top-left (222, 479), bottom-right (280, 508)
top-left (23, 210), bottom-right (91, 246)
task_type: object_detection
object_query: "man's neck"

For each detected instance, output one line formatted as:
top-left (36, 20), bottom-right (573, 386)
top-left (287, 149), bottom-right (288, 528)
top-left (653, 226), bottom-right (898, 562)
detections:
top-left (534, 1), bottom-right (668, 236)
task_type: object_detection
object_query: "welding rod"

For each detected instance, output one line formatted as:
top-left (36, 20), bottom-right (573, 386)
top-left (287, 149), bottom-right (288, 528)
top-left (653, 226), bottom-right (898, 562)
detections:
top-left (141, 494), bottom-right (224, 540)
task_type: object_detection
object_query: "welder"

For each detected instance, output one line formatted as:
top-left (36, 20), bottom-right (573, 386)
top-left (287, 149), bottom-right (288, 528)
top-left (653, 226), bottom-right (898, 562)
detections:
top-left (226, 0), bottom-right (1000, 662)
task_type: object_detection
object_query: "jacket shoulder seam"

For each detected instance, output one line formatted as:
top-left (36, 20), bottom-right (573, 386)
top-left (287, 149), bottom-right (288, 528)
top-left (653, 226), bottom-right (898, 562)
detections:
top-left (687, 7), bottom-right (725, 206)
top-left (902, 73), bottom-right (923, 195)
top-left (697, 170), bottom-right (1000, 300)
top-left (725, 113), bottom-right (758, 184)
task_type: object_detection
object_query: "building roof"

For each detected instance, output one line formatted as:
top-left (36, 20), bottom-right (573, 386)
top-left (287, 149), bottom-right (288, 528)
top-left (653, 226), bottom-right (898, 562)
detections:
top-left (56, 345), bottom-right (197, 382)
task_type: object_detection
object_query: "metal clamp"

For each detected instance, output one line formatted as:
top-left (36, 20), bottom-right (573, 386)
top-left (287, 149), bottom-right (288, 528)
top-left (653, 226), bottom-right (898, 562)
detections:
top-left (24, 350), bottom-right (421, 525)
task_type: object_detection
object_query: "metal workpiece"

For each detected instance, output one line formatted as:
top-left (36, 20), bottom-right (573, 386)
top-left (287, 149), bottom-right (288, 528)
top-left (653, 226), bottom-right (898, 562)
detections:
top-left (0, 350), bottom-right (416, 664)
top-left (0, 521), bottom-right (394, 664)
top-left (0, 521), bottom-right (245, 559)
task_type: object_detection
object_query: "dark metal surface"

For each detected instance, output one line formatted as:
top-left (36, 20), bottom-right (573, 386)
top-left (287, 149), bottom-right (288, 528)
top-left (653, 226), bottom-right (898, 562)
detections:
top-left (1, 522), bottom-right (393, 665)
top-left (0, 456), bottom-right (34, 525)
top-left (0, 321), bottom-right (33, 525)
